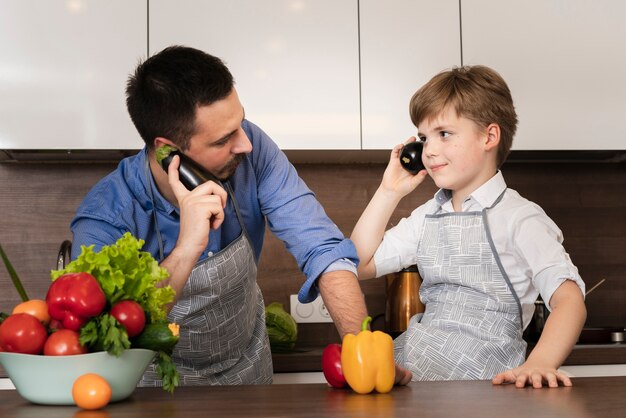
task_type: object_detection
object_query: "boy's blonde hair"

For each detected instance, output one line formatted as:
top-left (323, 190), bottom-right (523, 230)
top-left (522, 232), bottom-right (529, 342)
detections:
top-left (409, 65), bottom-right (518, 167)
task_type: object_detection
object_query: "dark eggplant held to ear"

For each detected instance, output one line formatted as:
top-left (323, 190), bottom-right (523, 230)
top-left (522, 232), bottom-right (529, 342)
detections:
top-left (399, 141), bottom-right (424, 174)
top-left (158, 146), bottom-right (221, 190)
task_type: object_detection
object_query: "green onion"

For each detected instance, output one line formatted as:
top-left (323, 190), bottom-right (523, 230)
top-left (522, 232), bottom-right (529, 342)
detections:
top-left (0, 244), bottom-right (29, 302)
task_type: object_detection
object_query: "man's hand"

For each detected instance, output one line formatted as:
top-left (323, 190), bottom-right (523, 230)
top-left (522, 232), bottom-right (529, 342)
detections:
top-left (158, 155), bottom-right (228, 303)
top-left (395, 363), bottom-right (412, 386)
top-left (167, 154), bottom-right (227, 259)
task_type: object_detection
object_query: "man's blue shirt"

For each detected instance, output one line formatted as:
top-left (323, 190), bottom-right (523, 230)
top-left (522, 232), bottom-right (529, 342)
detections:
top-left (71, 120), bottom-right (357, 302)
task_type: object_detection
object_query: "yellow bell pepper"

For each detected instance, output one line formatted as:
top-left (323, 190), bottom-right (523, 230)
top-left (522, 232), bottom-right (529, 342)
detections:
top-left (340, 316), bottom-right (395, 394)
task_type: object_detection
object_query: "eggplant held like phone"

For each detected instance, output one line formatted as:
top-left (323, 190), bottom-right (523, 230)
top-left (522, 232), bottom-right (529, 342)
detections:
top-left (159, 149), bottom-right (221, 190)
top-left (399, 141), bottom-right (424, 174)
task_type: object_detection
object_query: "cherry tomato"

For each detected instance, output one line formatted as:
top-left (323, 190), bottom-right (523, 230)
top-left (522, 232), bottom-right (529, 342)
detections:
top-left (43, 329), bottom-right (88, 356)
top-left (110, 300), bottom-right (146, 338)
top-left (72, 373), bottom-right (112, 410)
top-left (12, 299), bottom-right (51, 325)
top-left (0, 313), bottom-right (48, 354)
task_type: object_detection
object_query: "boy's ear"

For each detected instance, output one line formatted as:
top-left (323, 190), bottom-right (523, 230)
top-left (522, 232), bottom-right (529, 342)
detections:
top-left (484, 123), bottom-right (500, 151)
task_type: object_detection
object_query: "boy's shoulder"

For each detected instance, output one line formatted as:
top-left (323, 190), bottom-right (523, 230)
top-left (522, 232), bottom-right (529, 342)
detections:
top-left (498, 188), bottom-right (558, 230)
top-left (501, 188), bottom-right (546, 214)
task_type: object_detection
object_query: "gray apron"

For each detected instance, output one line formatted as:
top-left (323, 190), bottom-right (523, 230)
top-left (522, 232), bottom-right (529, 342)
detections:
top-left (395, 192), bottom-right (526, 380)
top-left (140, 161), bottom-right (272, 385)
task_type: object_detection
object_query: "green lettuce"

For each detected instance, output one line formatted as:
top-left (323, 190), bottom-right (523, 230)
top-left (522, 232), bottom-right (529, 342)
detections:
top-left (265, 302), bottom-right (298, 353)
top-left (51, 232), bottom-right (174, 323)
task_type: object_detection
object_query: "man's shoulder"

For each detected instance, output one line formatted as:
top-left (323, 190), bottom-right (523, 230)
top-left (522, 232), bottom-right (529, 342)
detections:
top-left (75, 154), bottom-right (145, 224)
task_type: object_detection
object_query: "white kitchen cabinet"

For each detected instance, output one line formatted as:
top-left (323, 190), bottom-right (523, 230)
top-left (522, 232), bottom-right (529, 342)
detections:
top-left (359, 0), bottom-right (461, 150)
top-left (462, 0), bottom-right (626, 150)
top-left (149, 0), bottom-right (361, 150)
top-left (0, 0), bottom-right (146, 150)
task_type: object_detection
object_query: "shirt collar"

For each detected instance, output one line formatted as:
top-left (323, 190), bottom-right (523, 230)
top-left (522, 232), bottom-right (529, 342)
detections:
top-left (433, 171), bottom-right (507, 211)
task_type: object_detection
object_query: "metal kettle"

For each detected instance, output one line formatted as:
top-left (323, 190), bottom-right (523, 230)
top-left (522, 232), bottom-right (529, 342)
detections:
top-left (385, 265), bottom-right (424, 338)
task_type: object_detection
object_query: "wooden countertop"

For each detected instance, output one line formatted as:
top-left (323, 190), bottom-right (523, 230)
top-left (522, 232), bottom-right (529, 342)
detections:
top-left (1, 376), bottom-right (625, 417)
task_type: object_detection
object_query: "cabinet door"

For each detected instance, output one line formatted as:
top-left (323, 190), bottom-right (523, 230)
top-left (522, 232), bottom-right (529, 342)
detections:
top-left (462, 0), bottom-right (626, 150)
top-left (360, 0), bottom-right (461, 150)
top-left (150, 0), bottom-right (360, 150)
top-left (0, 0), bottom-right (146, 150)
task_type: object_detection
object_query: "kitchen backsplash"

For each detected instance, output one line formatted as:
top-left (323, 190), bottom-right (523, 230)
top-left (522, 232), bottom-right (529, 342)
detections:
top-left (1, 157), bottom-right (624, 348)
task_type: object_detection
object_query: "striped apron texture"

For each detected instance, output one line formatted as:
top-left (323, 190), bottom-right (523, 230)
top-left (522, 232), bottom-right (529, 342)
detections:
top-left (395, 193), bottom-right (526, 380)
top-left (140, 177), bottom-right (272, 386)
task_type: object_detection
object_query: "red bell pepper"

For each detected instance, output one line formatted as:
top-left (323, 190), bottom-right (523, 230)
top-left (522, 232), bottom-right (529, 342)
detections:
top-left (322, 343), bottom-right (347, 388)
top-left (45, 272), bottom-right (106, 331)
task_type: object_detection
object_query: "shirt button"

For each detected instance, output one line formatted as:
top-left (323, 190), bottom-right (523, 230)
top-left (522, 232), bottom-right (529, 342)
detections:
top-left (208, 251), bottom-right (214, 257)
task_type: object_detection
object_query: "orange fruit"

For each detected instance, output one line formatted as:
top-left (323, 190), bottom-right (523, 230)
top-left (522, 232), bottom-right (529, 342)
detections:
top-left (72, 373), bottom-right (112, 410)
top-left (12, 299), bottom-right (50, 325)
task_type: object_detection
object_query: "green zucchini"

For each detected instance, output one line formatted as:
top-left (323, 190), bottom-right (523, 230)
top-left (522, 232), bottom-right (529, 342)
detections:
top-left (131, 322), bottom-right (179, 354)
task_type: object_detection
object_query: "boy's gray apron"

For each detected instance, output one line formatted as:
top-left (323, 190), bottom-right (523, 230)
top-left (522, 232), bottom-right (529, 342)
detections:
top-left (140, 163), bottom-right (272, 385)
top-left (395, 191), bottom-right (526, 381)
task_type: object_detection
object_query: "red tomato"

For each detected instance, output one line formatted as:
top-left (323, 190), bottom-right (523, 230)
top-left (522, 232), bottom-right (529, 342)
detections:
top-left (110, 300), bottom-right (146, 337)
top-left (12, 299), bottom-right (51, 325)
top-left (43, 329), bottom-right (88, 356)
top-left (0, 313), bottom-right (48, 354)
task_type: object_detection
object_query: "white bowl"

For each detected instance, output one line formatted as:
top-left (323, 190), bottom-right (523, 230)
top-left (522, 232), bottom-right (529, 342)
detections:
top-left (0, 348), bottom-right (155, 405)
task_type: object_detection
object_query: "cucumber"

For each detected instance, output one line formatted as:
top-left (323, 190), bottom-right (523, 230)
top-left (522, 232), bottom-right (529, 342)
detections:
top-left (131, 322), bottom-right (179, 354)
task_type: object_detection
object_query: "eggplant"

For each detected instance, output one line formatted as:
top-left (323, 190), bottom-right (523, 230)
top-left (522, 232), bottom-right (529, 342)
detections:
top-left (399, 141), bottom-right (424, 174)
top-left (159, 149), bottom-right (221, 190)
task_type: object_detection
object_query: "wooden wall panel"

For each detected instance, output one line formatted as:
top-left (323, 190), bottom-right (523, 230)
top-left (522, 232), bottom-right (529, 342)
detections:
top-left (1, 160), bottom-right (625, 348)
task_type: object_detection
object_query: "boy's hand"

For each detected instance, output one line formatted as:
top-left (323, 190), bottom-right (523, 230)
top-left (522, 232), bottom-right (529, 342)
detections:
top-left (382, 138), bottom-right (428, 198)
top-left (492, 363), bottom-right (572, 388)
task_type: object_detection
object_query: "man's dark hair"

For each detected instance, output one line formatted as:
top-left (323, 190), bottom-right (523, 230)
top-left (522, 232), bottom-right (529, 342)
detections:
top-left (126, 45), bottom-right (234, 150)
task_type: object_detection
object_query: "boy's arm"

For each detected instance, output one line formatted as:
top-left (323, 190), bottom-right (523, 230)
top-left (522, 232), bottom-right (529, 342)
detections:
top-left (492, 280), bottom-right (586, 388)
top-left (351, 142), bottom-right (428, 280)
top-left (351, 186), bottom-right (404, 279)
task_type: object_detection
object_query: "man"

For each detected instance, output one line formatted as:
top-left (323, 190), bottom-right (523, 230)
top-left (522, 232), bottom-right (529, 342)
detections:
top-left (71, 45), bottom-right (410, 386)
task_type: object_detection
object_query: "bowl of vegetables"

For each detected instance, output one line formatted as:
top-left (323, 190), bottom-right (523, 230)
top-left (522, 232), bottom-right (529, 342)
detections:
top-left (0, 348), bottom-right (156, 405)
top-left (0, 233), bottom-right (180, 407)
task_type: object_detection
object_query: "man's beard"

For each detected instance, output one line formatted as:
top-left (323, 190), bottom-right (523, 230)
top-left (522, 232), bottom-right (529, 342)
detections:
top-left (215, 153), bottom-right (246, 181)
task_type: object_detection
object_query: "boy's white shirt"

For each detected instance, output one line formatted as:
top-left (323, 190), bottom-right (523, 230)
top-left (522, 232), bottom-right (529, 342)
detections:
top-left (373, 170), bottom-right (586, 330)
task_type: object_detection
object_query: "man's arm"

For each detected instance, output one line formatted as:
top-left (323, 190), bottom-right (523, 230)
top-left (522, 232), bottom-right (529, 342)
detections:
top-left (317, 270), bottom-right (367, 337)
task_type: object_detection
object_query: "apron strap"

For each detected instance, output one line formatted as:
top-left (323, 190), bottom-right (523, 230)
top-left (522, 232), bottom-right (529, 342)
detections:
top-left (482, 188), bottom-right (524, 329)
top-left (224, 182), bottom-right (250, 240)
top-left (144, 155), bottom-right (165, 261)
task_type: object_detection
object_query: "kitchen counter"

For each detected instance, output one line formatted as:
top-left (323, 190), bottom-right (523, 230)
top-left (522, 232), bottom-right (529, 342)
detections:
top-left (272, 343), bottom-right (626, 373)
top-left (2, 377), bottom-right (625, 417)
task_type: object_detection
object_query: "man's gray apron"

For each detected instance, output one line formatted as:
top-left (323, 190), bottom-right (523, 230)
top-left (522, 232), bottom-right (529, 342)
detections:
top-left (394, 191), bottom-right (526, 380)
top-left (140, 160), bottom-right (272, 385)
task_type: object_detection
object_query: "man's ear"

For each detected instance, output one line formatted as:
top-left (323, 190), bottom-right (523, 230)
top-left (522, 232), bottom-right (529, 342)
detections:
top-left (154, 137), bottom-right (176, 150)
top-left (484, 123), bottom-right (500, 151)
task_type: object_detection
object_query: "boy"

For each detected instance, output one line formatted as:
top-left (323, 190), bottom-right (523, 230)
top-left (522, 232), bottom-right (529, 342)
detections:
top-left (351, 65), bottom-right (586, 388)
